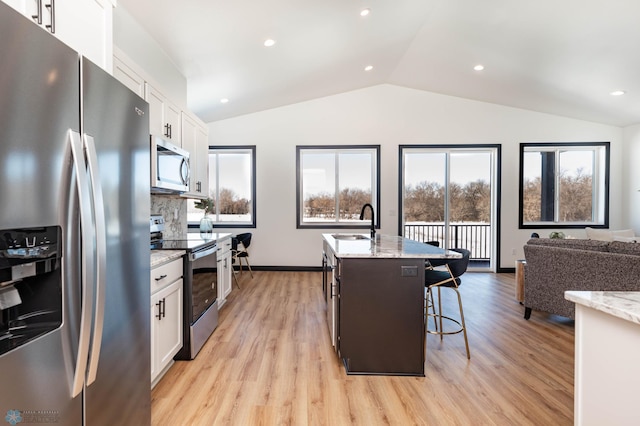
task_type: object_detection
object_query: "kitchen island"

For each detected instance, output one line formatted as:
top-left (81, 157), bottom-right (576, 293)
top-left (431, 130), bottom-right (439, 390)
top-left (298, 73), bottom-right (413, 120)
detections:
top-left (322, 233), bottom-right (460, 376)
top-left (565, 291), bottom-right (640, 426)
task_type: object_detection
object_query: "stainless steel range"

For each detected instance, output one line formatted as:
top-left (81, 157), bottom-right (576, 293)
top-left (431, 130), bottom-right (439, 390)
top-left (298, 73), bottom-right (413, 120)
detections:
top-left (150, 215), bottom-right (218, 359)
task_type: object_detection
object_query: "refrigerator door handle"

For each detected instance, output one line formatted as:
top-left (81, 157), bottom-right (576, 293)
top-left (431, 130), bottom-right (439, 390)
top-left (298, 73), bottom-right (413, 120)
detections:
top-left (68, 130), bottom-right (96, 398)
top-left (83, 134), bottom-right (107, 387)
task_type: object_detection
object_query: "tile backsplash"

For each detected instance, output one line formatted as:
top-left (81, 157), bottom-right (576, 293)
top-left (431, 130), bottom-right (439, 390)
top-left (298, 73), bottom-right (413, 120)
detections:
top-left (151, 195), bottom-right (187, 239)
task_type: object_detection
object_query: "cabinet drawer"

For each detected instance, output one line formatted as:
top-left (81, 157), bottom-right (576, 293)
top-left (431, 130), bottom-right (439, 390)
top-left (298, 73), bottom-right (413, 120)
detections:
top-left (151, 257), bottom-right (183, 294)
top-left (218, 237), bottom-right (232, 256)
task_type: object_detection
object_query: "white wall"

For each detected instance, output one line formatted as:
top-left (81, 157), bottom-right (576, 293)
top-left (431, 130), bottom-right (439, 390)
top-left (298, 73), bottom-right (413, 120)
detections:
top-left (209, 84), bottom-right (623, 269)
top-left (623, 124), bottom-right (640, 232)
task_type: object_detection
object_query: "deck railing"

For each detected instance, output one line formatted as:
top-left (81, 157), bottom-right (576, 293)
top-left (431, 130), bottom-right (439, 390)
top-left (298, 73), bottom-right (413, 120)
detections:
top-left (404, 222), bottom-right (491, 261)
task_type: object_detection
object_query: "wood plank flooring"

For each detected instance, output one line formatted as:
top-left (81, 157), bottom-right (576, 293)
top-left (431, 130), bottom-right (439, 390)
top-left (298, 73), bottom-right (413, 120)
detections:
top-left (151, 271), bottom-right (575, 425)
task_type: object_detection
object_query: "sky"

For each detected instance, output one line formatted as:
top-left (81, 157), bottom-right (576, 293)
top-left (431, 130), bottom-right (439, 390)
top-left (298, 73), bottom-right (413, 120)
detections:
top-left (404, 151), bottom-right (492, 187)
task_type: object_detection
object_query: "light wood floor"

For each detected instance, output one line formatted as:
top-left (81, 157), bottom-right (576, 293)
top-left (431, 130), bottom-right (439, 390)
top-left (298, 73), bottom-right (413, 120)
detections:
top-left (151, 271), bottom-right (575, 425)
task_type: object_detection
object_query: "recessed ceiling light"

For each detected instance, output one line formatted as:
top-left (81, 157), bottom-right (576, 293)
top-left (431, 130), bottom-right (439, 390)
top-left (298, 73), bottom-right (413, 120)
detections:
top-left (364, 65), bottom-right (373, 71)
top-left (360, 8), bottom-right (371, 17)
top-left (610, 90), bottom-right (626, 96)
top-left (220, 98), bottom-right (229, 104)
top-left (474, 64), bottom-right (485, 71)
top-left (264, 39), bottom-right (276, 47)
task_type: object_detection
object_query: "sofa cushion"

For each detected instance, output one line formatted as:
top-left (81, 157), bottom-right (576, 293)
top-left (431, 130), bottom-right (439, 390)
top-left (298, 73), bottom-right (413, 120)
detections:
top-left (585, 227), bottom-right (635, 241)
top-left (612, 236), bottom-right (639, 243)
top-left (585, 227), bottom-right (613, 241)
top-left (609, 240), bottom-right (640, 255)
top-left (526, 237), bottom-right (610, 252)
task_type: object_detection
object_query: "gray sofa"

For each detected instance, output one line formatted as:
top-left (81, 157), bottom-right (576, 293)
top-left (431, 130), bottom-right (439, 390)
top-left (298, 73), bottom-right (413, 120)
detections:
top-left (522, 238), bottom-right (640, 319)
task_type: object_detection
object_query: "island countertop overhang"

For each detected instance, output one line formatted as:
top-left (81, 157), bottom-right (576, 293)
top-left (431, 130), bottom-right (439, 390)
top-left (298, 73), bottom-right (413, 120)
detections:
top-left (323, 233), bottom-right (462, 259)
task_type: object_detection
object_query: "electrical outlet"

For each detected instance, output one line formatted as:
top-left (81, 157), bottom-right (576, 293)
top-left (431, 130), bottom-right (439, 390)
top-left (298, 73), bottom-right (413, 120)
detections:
top-left (511, 248), bottom-right (516, 255)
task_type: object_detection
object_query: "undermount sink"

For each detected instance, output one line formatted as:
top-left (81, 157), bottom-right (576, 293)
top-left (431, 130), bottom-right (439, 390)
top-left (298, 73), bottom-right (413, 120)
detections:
top-left (331, 234), bottom-right (369, 240)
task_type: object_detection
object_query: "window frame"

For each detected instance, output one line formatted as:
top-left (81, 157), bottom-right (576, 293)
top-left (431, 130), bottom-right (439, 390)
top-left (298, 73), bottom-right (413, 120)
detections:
top-left (296, 145), bottom-right (381, 229)
top-left (518, 141), bottom-right (610, 229)
top-left (188, 145), bottom-right (257, 229)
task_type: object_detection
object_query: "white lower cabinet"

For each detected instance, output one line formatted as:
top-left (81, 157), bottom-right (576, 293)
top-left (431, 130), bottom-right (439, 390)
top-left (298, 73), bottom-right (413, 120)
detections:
top-left (217, 236), bottom-right (233, 308)
top-left (150, 257), bottom-right (183, 388)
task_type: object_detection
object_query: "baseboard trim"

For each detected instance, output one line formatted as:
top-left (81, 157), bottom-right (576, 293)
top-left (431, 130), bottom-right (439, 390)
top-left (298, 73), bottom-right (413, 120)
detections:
top-left (241, 266), bottom-right (517, 273)
top-left (235, 265), bottom-right (323, 272)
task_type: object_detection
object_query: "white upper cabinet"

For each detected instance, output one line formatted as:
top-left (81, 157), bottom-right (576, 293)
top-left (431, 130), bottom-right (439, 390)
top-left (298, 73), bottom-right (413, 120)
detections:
top-left (181, 111), bottom-right (209, 199)
top-left (146, 83), bottom-right (182, 145)
top-left (112, 54), bottom-right (145, 98)
top-left (3, 0), bottom-right (113, 71)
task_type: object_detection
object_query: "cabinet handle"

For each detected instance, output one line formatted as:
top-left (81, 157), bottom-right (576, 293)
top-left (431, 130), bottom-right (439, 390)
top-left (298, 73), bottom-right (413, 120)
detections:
top-left (169, 124), bottom-right (172, 139)
top-left (32, 0), bottom-right (42, 24)
top-left (164, 123), bottom-right (170, 138)
top-left (161, 298), bottom-right (166, 319)
top-left (154, 274), bottom-right (167, 281)
top-left (45, 0), bottom-right (55, 34)
top-left (155, 300), bottom-right (162, 320)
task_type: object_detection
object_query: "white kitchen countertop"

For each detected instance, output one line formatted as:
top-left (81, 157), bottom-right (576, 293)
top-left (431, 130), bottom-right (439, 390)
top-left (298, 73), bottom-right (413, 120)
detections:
top-left (323, 233), bottom-right (462, 259)
top-left (151, 250), bottom-right (185, 268)
top-left (565, 291), bottom-right (640, 325)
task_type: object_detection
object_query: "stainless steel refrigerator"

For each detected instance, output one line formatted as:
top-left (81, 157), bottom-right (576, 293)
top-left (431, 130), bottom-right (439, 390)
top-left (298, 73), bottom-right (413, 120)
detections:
top-left (0, 3), bottom-right (151, 425)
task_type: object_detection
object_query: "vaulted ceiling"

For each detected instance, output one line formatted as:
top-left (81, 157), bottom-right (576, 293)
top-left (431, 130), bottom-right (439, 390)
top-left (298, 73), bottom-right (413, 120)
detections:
top-left (119, 0), bottom-right (640, 127)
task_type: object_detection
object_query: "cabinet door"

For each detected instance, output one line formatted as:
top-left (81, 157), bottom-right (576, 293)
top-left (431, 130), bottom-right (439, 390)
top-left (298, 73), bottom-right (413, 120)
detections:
top-left (216, 257), bottom-right (226, 308)
top-left (146, 83), bottom-right (181, 144)
top-left (222, 252), bottom-right (232, 299)
top-left (1, 0), bottom-right (112, 71)
top-left (50, 0), bottom-right (113, 71)
top-left (195, 122), bottom-right (209, 197)
top-left (180, 113), bottom-right (198, 196)
top-left (181, 112), bottom-right (209, 198)
top-left (150, 293), bottom-right (158, 381)
top-left (2, 0), bottom-right (27, 15)
top-left (113, 55), bottom-right (145, 98)
top-left (165, 101), bottom-right (181, 144)
top-left (151, 279), bottom-right (183, 383)
top-left (146, 83), bottom-right (165, 138)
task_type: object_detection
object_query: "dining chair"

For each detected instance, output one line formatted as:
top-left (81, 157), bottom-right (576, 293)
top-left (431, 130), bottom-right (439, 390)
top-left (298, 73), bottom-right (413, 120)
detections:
top-left (232, 232), bottom-right (253, 278)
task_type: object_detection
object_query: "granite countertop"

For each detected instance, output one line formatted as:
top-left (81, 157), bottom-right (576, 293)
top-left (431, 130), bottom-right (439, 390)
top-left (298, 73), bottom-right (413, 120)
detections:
top-left (151, 250), bottom-right (185, 268)
top-left (565, 291), bottom-right (640, 325)
top-left (323, 233), bottom-right (463, 259)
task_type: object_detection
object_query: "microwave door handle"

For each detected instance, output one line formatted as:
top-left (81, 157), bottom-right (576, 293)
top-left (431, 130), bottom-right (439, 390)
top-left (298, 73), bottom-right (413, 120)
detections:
top-left (83, 134), bottom-right (107, 387)
top-left (68, 130), bottom-right (96, 398)
top-left (181, 157), bottom-right (190, 186)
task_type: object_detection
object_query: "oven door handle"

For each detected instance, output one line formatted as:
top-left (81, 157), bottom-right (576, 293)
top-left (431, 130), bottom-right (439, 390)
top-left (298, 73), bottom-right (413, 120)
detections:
top-left (190, 245), bottom-right (218, 261)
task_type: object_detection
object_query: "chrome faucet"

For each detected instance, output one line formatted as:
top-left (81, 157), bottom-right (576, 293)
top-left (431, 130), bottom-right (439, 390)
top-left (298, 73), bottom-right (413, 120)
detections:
top-left (359, 203), bottom-right (375, 239)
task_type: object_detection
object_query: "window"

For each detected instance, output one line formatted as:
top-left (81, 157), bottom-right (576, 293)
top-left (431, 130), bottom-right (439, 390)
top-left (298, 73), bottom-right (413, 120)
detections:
top-left (296, 145), bottom-right (380, 228)
top-left (519, 142), bottom-right (609, 228)
top-left (188, 146), bottom-right (256, 228)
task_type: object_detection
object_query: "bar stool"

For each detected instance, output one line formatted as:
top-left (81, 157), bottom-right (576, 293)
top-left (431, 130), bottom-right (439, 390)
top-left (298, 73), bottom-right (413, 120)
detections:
top-left (424, 248), bottom-right (471, 359)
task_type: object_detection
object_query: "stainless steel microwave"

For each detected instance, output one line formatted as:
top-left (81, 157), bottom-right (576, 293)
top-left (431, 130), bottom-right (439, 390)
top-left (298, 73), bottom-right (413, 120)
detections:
top-left (151, 136), bottom-right (190, 193)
